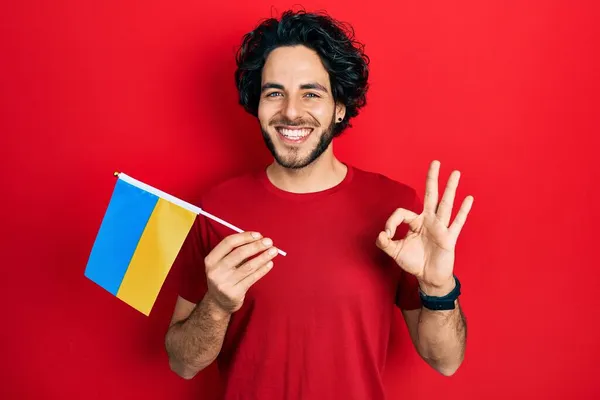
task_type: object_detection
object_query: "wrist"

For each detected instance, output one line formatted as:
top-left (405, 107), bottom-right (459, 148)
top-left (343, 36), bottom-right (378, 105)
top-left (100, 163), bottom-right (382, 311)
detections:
top-left (419, 277), bottom-right (456, 297)
top-left (203, 293), bottom-right (232, 321)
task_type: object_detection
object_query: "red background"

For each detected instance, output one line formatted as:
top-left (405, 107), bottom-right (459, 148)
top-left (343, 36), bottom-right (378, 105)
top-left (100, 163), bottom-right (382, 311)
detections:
top-left (2, 1), bottom-right (599, 399)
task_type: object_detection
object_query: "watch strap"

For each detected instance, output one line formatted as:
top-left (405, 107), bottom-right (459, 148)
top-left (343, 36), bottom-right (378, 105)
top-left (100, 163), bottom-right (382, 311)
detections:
top-left (419, 275), bottom-right (461, 310)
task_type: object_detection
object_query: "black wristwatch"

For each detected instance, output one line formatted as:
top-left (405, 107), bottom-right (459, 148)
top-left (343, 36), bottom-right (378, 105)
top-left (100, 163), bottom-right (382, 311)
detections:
top-left (419, 275), bottom-right (461, 311)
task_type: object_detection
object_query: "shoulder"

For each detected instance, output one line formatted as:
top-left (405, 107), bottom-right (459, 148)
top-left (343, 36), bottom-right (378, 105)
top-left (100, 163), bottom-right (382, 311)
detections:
top-left (351, 165), bottom-right (418, 201)
top-left (196, 169), bottom-right (262, 208)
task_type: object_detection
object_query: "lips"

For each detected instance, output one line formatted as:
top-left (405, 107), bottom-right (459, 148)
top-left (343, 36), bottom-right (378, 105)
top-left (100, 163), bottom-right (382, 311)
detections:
top-left (275, 126), bottom-right (313, 143)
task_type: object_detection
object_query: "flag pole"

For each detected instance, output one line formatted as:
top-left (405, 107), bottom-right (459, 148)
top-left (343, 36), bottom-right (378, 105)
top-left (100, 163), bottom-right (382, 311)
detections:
top-left (113, 171), bottom-right (287, 256)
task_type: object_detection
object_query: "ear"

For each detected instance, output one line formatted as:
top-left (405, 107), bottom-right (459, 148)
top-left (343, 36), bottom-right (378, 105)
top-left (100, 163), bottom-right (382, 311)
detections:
top-left (335, 102), bottom-right (346, 123)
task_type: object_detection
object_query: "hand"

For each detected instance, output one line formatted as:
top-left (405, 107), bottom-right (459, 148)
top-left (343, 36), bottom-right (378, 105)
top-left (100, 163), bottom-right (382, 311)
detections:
top-left (376, 160), bottom-right (474, 296)
top-left (204, 231), bottom-right (279, 315)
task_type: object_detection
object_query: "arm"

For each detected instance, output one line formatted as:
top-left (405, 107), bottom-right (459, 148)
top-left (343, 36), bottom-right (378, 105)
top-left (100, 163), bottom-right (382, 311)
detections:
top-left (164, 231), bottom-right (279, 380)
top-left (376, 160), bottom-right (474, 376)
top-left (402, 298), bottom-right (467, 376)
top-left (165, 295), bottom-right (231, 379)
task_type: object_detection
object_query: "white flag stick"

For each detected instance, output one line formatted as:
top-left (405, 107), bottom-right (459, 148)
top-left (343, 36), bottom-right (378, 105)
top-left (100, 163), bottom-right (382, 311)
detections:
top-left (115, 172), bottom-right (287, 256)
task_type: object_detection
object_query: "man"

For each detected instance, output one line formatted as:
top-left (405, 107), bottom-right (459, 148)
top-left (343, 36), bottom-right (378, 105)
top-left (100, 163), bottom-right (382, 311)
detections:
top-left (165, 9), bottom-right (473, 400)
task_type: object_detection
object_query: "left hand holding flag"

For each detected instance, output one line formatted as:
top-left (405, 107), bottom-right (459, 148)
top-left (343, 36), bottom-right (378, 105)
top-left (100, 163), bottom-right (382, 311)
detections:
top-left (376, 160), bottom-right (474, 296)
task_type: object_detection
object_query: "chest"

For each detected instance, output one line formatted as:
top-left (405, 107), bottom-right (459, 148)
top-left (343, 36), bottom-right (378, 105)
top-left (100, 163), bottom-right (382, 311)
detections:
top-left (208, 204), bottom-right (402, 313)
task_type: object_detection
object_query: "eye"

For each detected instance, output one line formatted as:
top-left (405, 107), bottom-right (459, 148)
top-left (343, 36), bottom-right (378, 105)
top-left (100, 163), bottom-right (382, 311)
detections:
top-left (266, 92), bottom-right (282, 98)
top-left (304, 93), bottom-right (319, 98)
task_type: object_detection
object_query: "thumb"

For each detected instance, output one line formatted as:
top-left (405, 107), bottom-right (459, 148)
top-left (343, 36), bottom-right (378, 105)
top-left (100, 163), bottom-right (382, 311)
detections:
top-left (376, 230), bottom-right (403, 260)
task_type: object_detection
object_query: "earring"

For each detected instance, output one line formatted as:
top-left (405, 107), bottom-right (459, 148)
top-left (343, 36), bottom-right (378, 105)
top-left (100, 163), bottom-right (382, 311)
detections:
top-left (338, 117), bottom-right (342, 122)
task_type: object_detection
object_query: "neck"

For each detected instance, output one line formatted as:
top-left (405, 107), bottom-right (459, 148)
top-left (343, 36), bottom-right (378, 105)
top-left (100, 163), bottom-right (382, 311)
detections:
top-left (266, 148), bottom-right (347, 194)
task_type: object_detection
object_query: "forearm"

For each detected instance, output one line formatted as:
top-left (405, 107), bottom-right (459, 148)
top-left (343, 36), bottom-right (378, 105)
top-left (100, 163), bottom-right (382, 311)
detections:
top-left (165, 293), bottom-right (231, 378)
top-left (416, 300), bottom-right (466, 376)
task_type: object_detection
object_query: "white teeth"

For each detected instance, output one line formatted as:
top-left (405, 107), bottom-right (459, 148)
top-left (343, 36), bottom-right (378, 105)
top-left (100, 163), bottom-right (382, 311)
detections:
top-left (279, 128), bottom-right (311, 139)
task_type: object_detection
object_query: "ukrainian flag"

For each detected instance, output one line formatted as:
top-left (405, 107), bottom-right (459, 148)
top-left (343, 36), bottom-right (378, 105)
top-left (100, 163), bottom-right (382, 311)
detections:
top-left (84, 172), bottom-right (198, 316)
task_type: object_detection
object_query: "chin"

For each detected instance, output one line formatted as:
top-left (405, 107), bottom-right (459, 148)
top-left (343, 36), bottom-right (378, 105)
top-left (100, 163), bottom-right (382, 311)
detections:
top-left (275, 155), bottom-right (315, 169)
top-left (261, 123), bottom-right (334, 169)
top-left (269, 143), bottom-right (314, 169)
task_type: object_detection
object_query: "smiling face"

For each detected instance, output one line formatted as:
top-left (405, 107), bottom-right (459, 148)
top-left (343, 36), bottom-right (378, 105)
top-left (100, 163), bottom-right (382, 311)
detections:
top-left (258, 45), bottom-right (346, 169)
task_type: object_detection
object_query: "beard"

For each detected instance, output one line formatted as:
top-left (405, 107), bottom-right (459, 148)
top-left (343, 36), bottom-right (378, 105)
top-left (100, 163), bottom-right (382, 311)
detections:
top-left (260, 113), bottom-right (336, 169)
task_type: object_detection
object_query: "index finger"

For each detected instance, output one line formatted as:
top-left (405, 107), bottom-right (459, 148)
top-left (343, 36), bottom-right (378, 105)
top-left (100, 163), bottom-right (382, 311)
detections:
top-left (205, 231), bottom-right (263, 267)
top-left (384, 208), bottom-right (419, 239)
top-left (424, 160), bottom-right (440, 213)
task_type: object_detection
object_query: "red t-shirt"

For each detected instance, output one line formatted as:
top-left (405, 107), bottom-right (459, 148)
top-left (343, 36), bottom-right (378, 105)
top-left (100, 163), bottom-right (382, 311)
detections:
top-left (176, 164), bottom-right (422, 400)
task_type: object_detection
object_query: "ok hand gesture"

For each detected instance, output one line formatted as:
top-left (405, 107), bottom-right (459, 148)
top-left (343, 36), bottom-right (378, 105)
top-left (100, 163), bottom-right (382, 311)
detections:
top-left (376, 160), bottom-right (474, 296)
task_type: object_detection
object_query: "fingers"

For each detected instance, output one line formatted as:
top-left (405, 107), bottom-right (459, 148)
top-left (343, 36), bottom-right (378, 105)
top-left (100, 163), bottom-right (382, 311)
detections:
top-left (376, 230), bottom-right (403, 260)
top-left (449, 195), bottom-right (474, 238)
top-left (424, 160), bottom-right (440, 213)
top-left (236, 260), bottom-right (275, 293)
top-left (205, 231), bottom-right (263, 269)
top-left (384, 207), bottom-right (419, 239)
top-left (437, 170), bottom-right (461, 226)
top-left (204, 233), bottom-right (279, 314)
top-left (220, 237), bottom-right (275, 270)
top-left (233, 246), bottom-right (279, 283)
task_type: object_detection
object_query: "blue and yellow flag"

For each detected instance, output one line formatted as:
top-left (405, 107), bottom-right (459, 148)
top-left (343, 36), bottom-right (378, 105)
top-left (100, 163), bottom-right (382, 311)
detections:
top-left (85, 172), bottom-right (287, 316)
top-left (84, 172), bottom-right (198, 316)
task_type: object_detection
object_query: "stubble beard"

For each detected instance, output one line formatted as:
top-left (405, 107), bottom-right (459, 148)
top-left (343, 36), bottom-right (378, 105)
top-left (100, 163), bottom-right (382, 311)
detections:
top-left (260, 114), bottom-right (336, 170)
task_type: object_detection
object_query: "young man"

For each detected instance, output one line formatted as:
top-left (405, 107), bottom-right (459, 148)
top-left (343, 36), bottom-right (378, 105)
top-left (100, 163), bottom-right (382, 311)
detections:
top-left (165, 10), bottom-right (473, 400)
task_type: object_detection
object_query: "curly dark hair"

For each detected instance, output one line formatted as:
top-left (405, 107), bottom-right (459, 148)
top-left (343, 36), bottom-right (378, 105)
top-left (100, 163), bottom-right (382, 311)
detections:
top-left (234, 9), bottom-right (370, 136)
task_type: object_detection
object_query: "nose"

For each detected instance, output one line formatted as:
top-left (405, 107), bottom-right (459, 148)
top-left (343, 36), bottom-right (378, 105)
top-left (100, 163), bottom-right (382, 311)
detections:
top-left (281, 96), bottom-right (301, 121)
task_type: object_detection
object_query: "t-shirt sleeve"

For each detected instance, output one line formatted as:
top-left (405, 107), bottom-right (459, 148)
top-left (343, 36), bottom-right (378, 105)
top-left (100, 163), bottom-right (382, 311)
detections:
top-left (175, 213), bottom-right (213, 304)
top-left (396, 270), bottom-right (422, 310)
top-left (395, 188), bottom-right (423, 310)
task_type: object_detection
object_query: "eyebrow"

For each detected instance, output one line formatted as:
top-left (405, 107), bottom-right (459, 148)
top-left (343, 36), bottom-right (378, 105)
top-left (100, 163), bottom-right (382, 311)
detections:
top-left (261, 82), bottom-right (329, 93)
top-left (261, 82), bottom-right (284, 92)
top-left (300, 82), bottom-right (328, 93)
